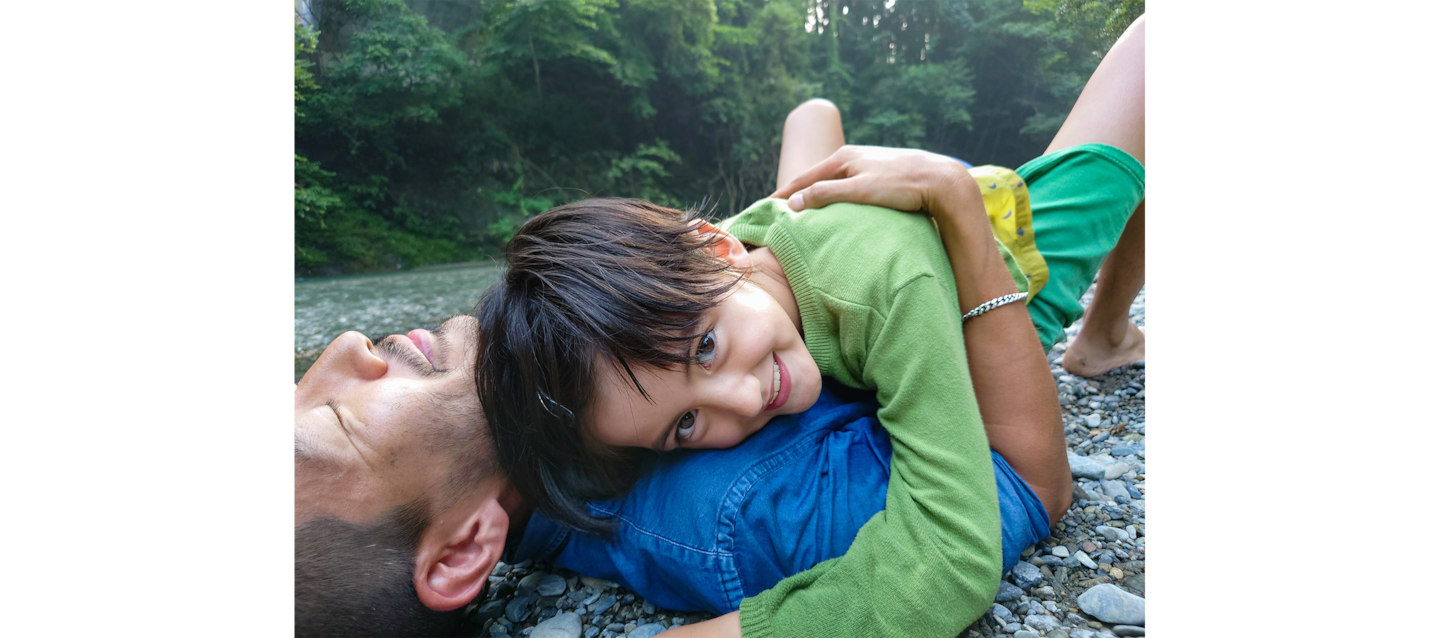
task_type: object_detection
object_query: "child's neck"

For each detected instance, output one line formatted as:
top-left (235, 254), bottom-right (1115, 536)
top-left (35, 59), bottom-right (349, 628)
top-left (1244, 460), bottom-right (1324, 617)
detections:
top-left (745, 246), bottom-right (803, 334)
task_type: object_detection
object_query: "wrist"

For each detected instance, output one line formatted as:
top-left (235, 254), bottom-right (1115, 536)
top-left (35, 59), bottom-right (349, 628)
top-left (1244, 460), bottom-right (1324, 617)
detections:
top-left (925, 168), bottom-right (989, 236)
top-left (933, 204), bottom-right (1017, 310)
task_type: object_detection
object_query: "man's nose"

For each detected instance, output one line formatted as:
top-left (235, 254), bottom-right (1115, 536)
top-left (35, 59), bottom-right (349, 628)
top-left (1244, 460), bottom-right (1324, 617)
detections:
top-left (318, 331), bottom-right (387, 380)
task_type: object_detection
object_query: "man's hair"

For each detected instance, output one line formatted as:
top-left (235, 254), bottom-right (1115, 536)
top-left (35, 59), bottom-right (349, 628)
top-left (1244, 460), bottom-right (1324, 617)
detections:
top-left (295, 400), bottom-right (495, 637)
top-left (476, 198), bottom-right (743, 535)
top-left (295, 503), bottom-right (467, 637)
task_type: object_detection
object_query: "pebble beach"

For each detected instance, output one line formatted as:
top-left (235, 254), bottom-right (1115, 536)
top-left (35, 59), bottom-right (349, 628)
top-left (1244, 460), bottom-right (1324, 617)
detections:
top-left (466, 286), bottom-right (1147, 638)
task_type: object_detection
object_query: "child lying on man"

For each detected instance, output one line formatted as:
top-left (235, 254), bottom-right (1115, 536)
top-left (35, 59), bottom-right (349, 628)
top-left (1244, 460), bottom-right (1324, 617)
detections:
top-left (478, 188), bottom-right (1015, 636)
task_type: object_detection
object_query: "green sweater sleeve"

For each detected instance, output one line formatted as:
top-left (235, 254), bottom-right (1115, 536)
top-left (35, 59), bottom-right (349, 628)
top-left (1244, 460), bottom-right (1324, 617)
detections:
top-left (735, 204), bottom-right (1003, 637)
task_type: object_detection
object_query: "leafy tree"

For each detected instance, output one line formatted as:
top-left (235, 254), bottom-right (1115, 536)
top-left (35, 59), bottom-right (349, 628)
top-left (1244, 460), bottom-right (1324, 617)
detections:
top-left (294, 0), bottom-right (1137, 276)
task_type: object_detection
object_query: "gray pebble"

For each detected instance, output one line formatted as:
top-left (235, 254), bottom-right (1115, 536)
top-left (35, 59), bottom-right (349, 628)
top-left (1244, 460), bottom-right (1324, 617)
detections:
top-left (506, 592), bottom-right (538, 623)
top-left (1097, 526), bottom-right (1127, 542)
top-left (1039, 555), bottom-right (1064, 566)
top-left (641, 601), bottom-right (655, 615)
top-left (582, 592), bottom-right (601, 606)
top-left (1076, 552), bottom-right (1098, 569)
top-left (1067, 453), bottom-right (1106, 481)
top-left (581, 577), bottom-right (619, 590)
top-left (1026, 613), bottom-right (1061, 632)
top-left (1011, 561), bottom-right (1043, 589)
top-left (1007, 624), bottom-right (1025, 634)
top-left (538, 574), bottom-right (569, 597)
top-left (1103, 462), bottom-right (1132, 480)
top-left (1113, 626), bottom-right (1145, 637)
top-left (530, 611), bottom-right (582, 638)
top-left (584, 628), bottom-right (599, 638)
top-left (604, 623), bottom-right (625, 633)
top-left (991, 603), bottom-right (1014, 621)
top-left (1051, 545), bottom-right (1070, 558)
top-left (1077, 584), bottom-right (1145, 625)
top-left (518, 572), bottom-right (549, 593)
top-left (1015, 631), bottom-right (1042, 638)
top-left (995, 580), bottom-right (1024, 602)
top-left (1123, 571), bottom-right (1146, 594)
top-left (1099, 481), bottom-right (1129, 501)
top-left (627, 624), bottom-right (667, 638)
top-left (490, 623), bottom-right (510, 637)
top-left (590, 594), bottom-right (617, 616)
top-left (1084, 413), bottom-right (1102, 427)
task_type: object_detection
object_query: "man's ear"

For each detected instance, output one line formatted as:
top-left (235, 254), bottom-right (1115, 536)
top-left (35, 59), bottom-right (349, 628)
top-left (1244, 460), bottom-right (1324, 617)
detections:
top-left (413, 497), bottom-right (510, 612)
top-left (694, 220), bottom-right (752, 270)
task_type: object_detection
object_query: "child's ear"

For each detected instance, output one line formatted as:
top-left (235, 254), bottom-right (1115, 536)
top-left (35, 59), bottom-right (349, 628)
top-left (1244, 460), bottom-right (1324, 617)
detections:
top-left (694, 221), bottom-right (752, 270)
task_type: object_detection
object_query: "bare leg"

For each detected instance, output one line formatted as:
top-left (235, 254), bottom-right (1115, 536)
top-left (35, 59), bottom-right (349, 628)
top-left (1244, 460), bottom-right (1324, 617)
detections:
top-left (1062, 202), bottom-right (1145, 376)
top-left (985, 15), bottom-right (1144, 522)
top-left (1036, 14), bottom-right (1147, 378)
top-left (1042, 16), bottom-right (1144, 162)
top-left (776, 99), bottom-right (846, 190)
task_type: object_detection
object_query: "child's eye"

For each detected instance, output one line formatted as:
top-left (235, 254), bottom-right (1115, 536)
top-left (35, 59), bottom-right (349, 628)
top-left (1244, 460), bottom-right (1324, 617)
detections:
top-left (695, 331), bottom-right (716, 369)
top-left (675, 411), bottom-right (697, 443)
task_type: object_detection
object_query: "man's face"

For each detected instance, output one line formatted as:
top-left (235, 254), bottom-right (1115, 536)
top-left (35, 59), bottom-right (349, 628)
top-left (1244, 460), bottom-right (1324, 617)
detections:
top-left (294, 314), bottom-right (483, 523)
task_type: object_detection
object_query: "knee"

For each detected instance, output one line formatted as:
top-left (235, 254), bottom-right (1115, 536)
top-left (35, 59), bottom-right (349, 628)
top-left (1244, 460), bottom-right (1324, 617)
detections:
top-left (1123, 13), bottom-right (1145, 41)
top-left (786, 98), bottom-right (841, 125)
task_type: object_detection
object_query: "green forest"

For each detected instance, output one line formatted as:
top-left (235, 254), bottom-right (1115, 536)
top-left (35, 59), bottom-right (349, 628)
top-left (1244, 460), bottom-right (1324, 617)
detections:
top-left (295, 0), bottom-right (1142, 276)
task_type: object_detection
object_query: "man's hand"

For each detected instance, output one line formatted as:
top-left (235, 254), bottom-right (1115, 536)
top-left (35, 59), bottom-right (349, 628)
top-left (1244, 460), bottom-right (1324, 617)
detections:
top-left (769, 145), bottom-right (972, 216)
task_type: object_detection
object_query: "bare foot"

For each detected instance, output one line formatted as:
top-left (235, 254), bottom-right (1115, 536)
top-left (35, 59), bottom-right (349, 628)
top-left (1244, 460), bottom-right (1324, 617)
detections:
top-left (1062, 322), bottom-right (1145, 377)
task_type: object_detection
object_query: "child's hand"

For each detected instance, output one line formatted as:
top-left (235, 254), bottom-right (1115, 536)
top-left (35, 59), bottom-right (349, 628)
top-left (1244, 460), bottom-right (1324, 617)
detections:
top-left (769, 145), bottom-right (974, 218)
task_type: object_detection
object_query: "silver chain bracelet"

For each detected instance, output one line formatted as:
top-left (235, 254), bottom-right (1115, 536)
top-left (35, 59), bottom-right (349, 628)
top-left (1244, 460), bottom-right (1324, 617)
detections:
top-left (962, 292), bottom-right (1028, 323)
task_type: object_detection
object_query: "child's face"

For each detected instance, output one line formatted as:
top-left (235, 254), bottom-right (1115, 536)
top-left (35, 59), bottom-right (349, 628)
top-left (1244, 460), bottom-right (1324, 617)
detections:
top-left (588, 277), bottom-right (822, 451)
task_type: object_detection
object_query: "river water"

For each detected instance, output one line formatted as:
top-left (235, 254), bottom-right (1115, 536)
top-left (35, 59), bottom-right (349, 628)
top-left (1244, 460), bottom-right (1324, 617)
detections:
top-left (294, 262), bottom-right (503, 381)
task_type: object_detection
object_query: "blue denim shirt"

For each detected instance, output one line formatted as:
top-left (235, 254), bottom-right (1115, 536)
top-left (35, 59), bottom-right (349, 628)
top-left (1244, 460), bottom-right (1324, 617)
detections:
top-left (512, 381), bottom-right (1048, 614)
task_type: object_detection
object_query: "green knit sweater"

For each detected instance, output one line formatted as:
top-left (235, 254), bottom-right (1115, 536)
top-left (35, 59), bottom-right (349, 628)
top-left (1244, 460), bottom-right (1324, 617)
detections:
top-left (723, 198), bottom-right (1026, 637)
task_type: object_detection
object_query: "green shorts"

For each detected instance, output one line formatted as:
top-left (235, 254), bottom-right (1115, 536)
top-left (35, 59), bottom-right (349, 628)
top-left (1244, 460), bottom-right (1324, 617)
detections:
top-left (1018, 143), bottom-right (1145, 352)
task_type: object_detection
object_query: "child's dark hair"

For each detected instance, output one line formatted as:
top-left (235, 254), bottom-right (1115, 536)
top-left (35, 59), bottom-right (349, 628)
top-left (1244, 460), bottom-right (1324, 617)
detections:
top-left (476, 198), bottom-right (745, 536)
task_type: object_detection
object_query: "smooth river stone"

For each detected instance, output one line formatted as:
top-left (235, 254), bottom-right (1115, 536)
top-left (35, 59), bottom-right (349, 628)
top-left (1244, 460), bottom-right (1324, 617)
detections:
top-left (1077, 584), bottom-right (1145, 625)
top-left (530, 612), bottom-right (582, 638)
